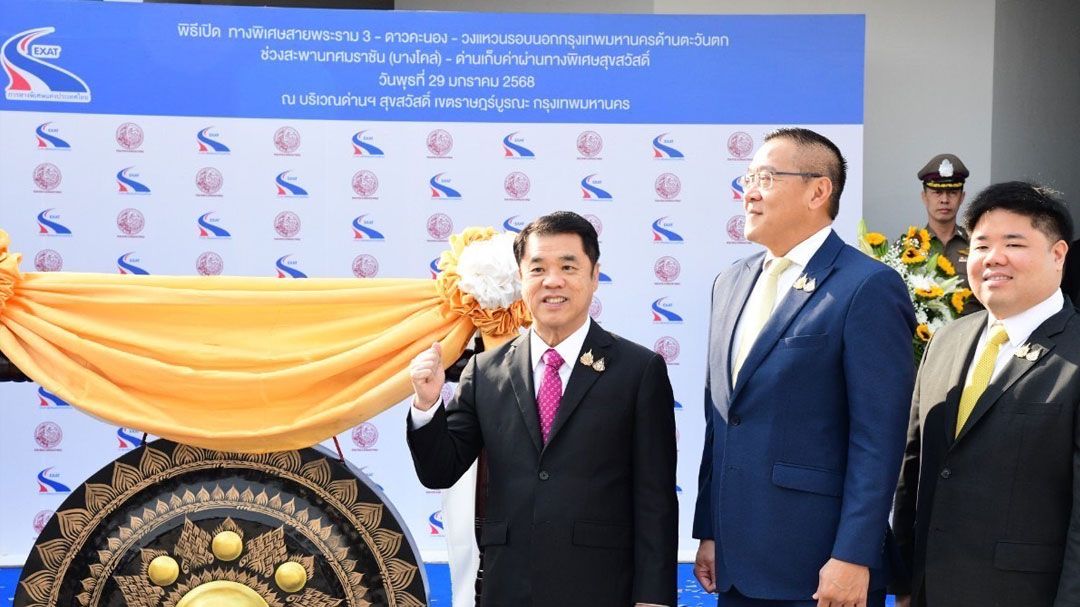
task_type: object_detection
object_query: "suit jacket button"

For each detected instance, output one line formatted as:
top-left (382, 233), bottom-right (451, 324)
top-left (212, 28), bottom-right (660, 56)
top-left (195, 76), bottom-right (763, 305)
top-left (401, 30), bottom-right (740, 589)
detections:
top-left (729, 414), bottom-right (741, 426)
top-left (538, 471), bottom-right (550, 481)
top-left (940, 468), bottom-right (952, 479)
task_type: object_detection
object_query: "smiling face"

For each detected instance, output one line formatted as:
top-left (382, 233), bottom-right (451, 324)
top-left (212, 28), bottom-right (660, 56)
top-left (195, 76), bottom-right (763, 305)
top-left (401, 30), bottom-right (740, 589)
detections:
top-left (519, 232), bottom-right (599, 346)
top-left (967, 209), bottom-right (1067, 319)
top-left (921, 186), bottom-right (965, 225)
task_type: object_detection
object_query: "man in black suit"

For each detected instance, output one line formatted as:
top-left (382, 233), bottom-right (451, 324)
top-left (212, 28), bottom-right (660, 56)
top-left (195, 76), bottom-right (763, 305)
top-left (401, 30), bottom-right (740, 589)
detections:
top-left (892, 181), bottom-right (1080, 606)
top-left (407, 211), bottom-right (678, 607)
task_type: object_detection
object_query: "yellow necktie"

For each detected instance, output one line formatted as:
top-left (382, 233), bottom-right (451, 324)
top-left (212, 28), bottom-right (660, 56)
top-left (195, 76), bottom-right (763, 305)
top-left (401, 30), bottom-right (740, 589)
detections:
top-left (732, 257), bottom-right (792, 384)
top-left (955, 324), bottom-right (1010, 437)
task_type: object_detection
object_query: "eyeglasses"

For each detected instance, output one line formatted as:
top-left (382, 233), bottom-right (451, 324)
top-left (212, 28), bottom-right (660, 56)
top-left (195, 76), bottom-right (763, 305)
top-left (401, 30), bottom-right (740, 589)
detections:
top-left (739, 169), bottom-right (824, 191)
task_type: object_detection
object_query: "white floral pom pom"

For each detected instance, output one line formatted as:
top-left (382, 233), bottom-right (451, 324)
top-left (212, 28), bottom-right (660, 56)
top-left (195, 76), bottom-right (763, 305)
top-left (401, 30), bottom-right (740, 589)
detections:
top-left (455, 232), bottom-right (521, 310)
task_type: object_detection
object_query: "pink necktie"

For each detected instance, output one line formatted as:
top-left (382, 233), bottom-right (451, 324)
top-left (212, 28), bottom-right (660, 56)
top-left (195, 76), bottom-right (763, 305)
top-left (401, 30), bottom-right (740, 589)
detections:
top-left (537, 348), bottom-right (564, 443)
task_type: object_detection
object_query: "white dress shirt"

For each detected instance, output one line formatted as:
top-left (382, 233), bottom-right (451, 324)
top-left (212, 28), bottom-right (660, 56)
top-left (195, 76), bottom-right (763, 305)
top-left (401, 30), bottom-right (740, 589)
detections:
top-left (730, 225), bottom-right (833, 379)
top-left (964, 290), bottom-right (1064, 385)
top-left (410, 319), bottom-right (592, 428)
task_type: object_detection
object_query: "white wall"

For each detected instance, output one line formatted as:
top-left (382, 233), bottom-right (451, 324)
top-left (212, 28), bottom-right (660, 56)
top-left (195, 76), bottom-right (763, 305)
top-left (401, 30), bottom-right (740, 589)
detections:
top-left (401, 0), bottom-right (999, 240)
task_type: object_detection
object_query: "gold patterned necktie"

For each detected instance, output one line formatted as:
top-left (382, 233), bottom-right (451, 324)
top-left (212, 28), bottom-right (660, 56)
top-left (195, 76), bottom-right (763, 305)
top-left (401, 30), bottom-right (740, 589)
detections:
top-left (955, 323), bottom-right (1010, 437)
top-left (732, 257), bottom-right (792, 384)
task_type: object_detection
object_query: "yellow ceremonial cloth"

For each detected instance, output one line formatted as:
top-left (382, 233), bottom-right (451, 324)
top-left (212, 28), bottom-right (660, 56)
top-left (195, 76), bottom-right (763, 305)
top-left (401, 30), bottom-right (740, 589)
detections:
top-left (0, 228), bottom-right (527, 453)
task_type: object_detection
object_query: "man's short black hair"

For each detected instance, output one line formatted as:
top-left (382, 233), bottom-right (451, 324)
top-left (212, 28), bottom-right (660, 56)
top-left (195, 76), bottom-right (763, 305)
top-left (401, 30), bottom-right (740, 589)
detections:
top-left (764, 127), bottom-right (847, 219)
top-left (964, 181), bottom-right (1074, 244)
top-left (513, 211), bottom-right (600, 268)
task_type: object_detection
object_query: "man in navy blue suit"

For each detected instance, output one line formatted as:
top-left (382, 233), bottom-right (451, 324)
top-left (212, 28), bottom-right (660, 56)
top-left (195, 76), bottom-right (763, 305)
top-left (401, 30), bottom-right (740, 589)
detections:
top-left (693, 128), bottom-right (916, 607)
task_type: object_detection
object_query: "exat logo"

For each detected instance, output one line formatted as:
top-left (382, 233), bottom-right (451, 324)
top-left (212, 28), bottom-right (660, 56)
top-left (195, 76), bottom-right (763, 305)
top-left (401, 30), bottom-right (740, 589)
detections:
top-left (37, 386), bottom-right (71, 408)
top-left (35, 122), bottom-right (70, 149)
top-left (731, 175), bottom-right (744, 201)
top-left (197, 127), bottom-right (230, 154)
top-left (116, 427), bottom-right (144, 449)
top-left (275, 255), bottom-right (307, 278)
top-left (428, 510), bottom-right (445, 536)
top-left (352, 214), bottom-right (385, 241)
top-left (198, 212), bottom-right (232, 239)
top-left (116, 167), bottom-right (151, 194)
top-left (651, 297), bottom-right (684, 323)
top-left (428, 257), bottom-right (441, 279)
top-left (651, 133), bottom-right (684, 159)
top-left (2, 27), bottom-right (91, 103)
top-left (36, 208), bottom-right (71, 235)
top-left (36, 467), bottom-right (71, 493)
top-left (651, 217), bottom-right (685, 243)
top-left (580, 174), bottom-right (612, 200)
top-left (117, 252), bottom-right (150, 275)
top-left (275, 170), bottom-right (309, 197)
top-left (429, 173), bottom-right (462, 199)
top-left (502, 215), bottom-right (526, 233)
top-left (352, 130), bottom-right (384, 156)
top-left (502, 132), bottom-right (534, 158)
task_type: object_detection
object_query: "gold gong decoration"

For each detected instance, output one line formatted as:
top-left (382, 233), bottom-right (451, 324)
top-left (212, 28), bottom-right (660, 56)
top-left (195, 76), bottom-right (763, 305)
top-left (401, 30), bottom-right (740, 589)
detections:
top-left (15, 440), bottom-right (427, 607)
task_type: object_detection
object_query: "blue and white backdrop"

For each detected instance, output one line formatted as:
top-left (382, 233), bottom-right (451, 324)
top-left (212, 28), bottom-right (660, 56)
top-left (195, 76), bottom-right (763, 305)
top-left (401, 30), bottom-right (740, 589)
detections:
top-left (0, 0), bottom-right (865, 564)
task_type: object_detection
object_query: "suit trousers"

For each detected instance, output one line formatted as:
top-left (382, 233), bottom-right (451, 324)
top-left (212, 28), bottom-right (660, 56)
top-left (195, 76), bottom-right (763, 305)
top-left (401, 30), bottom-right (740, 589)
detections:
top-left (717, 586), bottom-right (887, 607)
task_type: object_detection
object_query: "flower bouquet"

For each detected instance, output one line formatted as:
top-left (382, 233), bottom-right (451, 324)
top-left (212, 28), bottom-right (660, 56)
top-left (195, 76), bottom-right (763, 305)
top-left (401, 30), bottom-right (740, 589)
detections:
top-left (857, 221), bottom-right (973, 363)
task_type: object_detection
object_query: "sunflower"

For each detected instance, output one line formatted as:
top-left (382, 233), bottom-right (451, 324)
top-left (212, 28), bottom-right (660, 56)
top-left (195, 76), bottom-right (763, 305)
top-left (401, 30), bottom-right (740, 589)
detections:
top-left (936, 256), bottom-right (956, 276)
top-left (903, 226), bottom-right (932, 253)
top-left (951, 288), bottom-right (973, 314)
top-left (865, 232), bottom-right (887, 246)
top-left (915, 284), bottom-right (945, 299)
top-left (901, 248), bottom-right (926, 264)
top-left (916, 324), bottom-right (932, 342)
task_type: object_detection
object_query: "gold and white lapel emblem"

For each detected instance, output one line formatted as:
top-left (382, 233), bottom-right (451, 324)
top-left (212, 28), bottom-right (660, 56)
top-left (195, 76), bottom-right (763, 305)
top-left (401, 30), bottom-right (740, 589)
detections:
top-left (793, 275), bottom-right (816, 292)
top-left (579, 349), bottom-right (605, 372)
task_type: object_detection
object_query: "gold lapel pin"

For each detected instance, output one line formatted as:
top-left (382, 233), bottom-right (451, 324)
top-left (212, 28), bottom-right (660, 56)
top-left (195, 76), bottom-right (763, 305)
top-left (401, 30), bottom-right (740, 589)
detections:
top-left (793, 276), bottom-right (807, 290)
top-left (1015, 344), bottom-right (1031, 359)
top-left (592, 358), bottom-right (606, 372)
top-left (804, 278), bottom-right (816, 292)
top-left (580, 350), bottom-right (595, 366)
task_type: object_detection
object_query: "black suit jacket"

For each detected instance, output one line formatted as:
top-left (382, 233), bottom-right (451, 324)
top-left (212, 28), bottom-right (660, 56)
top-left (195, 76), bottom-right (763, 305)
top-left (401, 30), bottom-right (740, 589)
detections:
top-left (407, 321), bottom-right (678, 607)
top-left (893, 300), bottom-right (1080, 606)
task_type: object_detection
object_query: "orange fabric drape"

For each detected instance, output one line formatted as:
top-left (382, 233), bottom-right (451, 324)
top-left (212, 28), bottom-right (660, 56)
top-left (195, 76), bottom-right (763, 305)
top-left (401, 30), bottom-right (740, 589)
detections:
top-left (0, 228), bottom-right (528, 453)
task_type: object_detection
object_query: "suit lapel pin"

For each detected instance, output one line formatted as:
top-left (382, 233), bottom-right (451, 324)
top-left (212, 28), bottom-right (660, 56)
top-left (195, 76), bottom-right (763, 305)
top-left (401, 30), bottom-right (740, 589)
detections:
top-left (1015, 344), bottom-right (1030, 358)
top-left (793, 275), bottom-right (816, 292)
top-left (592, 358), bottom-right (606, 372)
top-left (1015, 343), bottom-right (1042, 361)
top-left (580, 349), bottom-right (595, 366)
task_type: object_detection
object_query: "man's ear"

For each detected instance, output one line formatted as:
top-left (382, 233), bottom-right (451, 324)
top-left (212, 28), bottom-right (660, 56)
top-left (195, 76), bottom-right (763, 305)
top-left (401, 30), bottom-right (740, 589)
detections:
top-left (807, 177), bottom-right (833, 213)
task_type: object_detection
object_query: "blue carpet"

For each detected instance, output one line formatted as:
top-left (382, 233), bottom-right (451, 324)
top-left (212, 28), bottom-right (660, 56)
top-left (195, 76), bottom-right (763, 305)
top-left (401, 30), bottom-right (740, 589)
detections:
top-left (0, 565), bottom-right (893, 606)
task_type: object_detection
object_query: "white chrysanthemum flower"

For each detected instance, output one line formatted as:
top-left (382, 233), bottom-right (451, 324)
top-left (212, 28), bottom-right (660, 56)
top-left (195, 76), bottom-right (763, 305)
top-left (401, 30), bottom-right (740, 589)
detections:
top-left (456, 232), bottom-right (521, 310)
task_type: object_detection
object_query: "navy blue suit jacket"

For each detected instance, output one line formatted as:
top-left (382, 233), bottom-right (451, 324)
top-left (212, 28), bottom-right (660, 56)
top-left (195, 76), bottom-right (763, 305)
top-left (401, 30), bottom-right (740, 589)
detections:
top-left (693, 230), bottom-right (916, 600)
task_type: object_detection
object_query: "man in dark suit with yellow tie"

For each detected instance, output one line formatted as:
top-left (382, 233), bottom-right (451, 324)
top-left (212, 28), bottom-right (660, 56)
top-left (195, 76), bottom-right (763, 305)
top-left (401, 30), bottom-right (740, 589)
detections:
top-left (892, 181), bottom-right (1080, 606)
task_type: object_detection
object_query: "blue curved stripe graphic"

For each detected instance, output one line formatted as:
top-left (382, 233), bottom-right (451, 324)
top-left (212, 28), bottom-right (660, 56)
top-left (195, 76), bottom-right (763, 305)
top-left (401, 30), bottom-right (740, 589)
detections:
top-left (117, 428), bottom-right (143, 447)
top-left (429, 258), bottom-right (441, 276)
top-left (2, 28), bottom-right (91, 94)
top-left (352, 215), bottom-right (385, 239)
top-left (429, 511), bottom-right (444, 530)
top-left (198, 212), bottom-right (231, 237)
top-left (502, 133), bottom-right (534, 157)
top-left (599, 271), bottom-right (612, 283)
top-left (429, 173), bottom-right (462, 198)
top-left (197, 127), bottom-right (230, 152)
top-left (35, 123), bottom-right (69, 148)
top-left (117, 253), bottom-right (149, 275)
top-left (502, 216), bottom-right (522, 233)
top-left (651, 218), bottom-right (684, 242)
top-left (276, 171), bottom-right (309, 196)
top-left (731, 176), bottom-right (744, 195)
top-left (117, 168), bottom-right (151, 193)
top-left (38, 386), bottom-right (71, 407)
top-left (276, 256), bottom-right (307, 278)
top-left (652, 134), bottom-right (684, 158)
top-left (352, 131), bottom-right (384, 155)
top-left (651, 298), bottom-right (684, 322)
top-left (674, 400), bottom-right (684, 409)
top-left (36, 210), bottom-right (71, 234)
top-left (37, 468), bottom-right (71, 493)
top-left (580, 175), bottom-right (612, 200)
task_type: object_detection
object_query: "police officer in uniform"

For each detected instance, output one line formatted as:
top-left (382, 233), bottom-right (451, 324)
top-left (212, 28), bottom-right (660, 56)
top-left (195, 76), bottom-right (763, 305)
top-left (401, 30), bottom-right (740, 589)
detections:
top-left (916, 153), bottom-right (980, 313)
